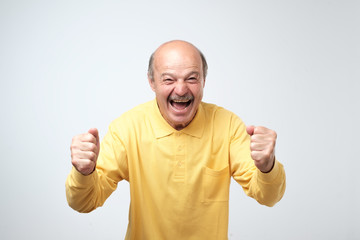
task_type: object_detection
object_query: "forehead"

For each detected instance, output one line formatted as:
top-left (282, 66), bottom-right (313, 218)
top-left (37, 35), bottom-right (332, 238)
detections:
top-left (153, 42), bottom-right (202, 74)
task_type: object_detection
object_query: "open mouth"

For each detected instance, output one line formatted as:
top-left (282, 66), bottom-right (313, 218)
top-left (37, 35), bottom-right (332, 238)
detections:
top-left (170, 99), bottom-right (192, 110)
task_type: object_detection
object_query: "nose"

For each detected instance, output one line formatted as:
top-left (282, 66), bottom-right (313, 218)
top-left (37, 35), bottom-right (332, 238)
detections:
top-left (173, 80), bottom-right (188, 96)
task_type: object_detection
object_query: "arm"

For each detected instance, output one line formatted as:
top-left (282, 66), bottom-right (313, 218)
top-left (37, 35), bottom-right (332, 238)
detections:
top-left (230, 117), bottom-right (286, 207)
top-left (65, 125), bottom-right (128, 213)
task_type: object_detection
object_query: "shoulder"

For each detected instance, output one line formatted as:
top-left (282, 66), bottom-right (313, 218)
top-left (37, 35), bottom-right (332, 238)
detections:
top-left (201, 102), bottom-right (243, 123)
top-left (201, 102), bottom-right (246, 139)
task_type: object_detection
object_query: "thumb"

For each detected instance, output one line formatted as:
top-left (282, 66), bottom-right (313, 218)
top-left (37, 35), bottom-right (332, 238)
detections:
top-left (88, 128), bottom-right (100, 147)
top-left (246, 125), bottom-right (255, 136)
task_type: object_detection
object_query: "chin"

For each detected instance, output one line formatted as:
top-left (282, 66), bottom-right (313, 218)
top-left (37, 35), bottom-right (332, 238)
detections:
top-left (170, 117), bottom-right (192, 130)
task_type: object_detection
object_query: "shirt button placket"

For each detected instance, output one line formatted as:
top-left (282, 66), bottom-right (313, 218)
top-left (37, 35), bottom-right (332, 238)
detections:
top-left (174, 132), bottom-right (185, 182)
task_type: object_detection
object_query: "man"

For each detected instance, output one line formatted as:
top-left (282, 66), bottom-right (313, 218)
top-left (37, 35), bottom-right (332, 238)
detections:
top-left (66, 40), bottom-right (286, 239)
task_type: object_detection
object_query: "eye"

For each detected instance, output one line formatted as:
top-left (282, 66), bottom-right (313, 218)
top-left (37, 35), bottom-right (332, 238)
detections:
top-left (187, 77), bottom-right (198, 83)
top-left (163, 78), bottom-right (174, 84)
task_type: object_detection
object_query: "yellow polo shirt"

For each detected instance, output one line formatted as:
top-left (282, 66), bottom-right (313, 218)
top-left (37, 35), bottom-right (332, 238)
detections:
top-left (66, 99), bottom-right (286, 240)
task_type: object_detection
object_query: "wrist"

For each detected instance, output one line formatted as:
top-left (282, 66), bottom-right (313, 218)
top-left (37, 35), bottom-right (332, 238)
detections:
top-left (260, 157), bottom-right (275, 173)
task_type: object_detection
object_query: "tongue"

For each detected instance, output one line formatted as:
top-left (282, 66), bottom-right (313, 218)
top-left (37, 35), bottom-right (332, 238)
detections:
top-left (172, 101), bottom-right (188, 110)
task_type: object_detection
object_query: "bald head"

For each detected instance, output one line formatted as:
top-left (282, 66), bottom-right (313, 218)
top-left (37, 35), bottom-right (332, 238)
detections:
top-left (147, 40), bottom-right (208, 81)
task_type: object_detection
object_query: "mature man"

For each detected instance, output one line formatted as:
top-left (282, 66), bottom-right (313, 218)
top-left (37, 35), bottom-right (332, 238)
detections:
top-left (66, 40), bottom-right (286, 240)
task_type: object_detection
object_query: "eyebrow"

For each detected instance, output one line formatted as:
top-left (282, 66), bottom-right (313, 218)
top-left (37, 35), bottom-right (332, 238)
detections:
top-left (160, 72), bottom-right (175, 78)
top-left (160, 71), bottom-right (200, 78)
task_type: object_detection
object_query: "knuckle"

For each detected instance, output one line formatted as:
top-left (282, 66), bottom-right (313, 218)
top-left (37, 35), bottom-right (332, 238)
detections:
top-left (89, 151), bottom-right (97, 160)
top-left (80, 134), bottom-right (89, 142)
top-left (251, 152), bottom-right (259, 161)
top-left (70, 143), bottom-right (77, 151)
top-left (71, 158), bottom-right (79, 167)
top-left (84, 133), bottom-right (92, 140)
top-left (87, 133), bottom-right (96, 142)
top-left (71, 135), bottom-right (84, 147)
top-left (77, 133), bottom-right (92, 143)
top-left (89, 144), bottom-right (97, 152)
top-left (70, 147), bottom-right (79, 157)
top-left (255, 126), bottom-right (265, 134)
top-left (70, 149), bottom-right (79, 160)
top-left (72, 134), bottom-right (83, 143)
top-left (77, 165), bottom-right (86, 173)
top-left (264, 150), bottom-right (272, 160)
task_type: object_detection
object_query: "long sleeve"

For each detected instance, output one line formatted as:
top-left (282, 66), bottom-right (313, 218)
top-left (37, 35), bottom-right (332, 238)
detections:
top-left (230, 115), bottom-right (286, 207)
top-left (65, 123), bottom-right (129, 213)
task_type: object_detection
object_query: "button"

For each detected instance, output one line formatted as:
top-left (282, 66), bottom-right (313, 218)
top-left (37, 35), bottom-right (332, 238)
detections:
top-left (177, 145), bottom-right (182, 151)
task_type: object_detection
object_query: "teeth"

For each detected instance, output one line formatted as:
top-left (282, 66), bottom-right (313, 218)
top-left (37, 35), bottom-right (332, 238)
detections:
top-left (173, 100), bottom-right (189, 103)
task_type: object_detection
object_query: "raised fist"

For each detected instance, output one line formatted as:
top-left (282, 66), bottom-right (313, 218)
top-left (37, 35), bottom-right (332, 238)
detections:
top-left (70, 128), bottom-right (100, 175)
top-left (246, 125), bottom-right (277, 173)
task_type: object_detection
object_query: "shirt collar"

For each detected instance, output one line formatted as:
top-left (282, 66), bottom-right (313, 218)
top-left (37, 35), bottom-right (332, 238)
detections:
top-left (151, 99), bottom-right (205, 139)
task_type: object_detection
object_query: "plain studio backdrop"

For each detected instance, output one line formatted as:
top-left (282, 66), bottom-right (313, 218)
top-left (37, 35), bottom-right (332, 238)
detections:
top-left (0, 0), bottom-right (359, 239)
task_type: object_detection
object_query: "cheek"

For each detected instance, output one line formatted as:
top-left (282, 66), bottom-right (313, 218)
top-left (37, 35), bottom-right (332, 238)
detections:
top-left (156, 87), bottom-right (172, 101)
top-left (192, 85), bottom-right (203, 98)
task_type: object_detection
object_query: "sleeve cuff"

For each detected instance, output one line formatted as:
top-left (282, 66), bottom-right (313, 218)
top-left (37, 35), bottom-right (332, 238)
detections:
top-left (257, 159), bottom-right (281, 183)
top-left (70, 167), bottom-right (97, 186)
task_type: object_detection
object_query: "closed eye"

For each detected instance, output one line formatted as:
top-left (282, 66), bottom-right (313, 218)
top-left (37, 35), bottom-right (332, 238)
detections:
top-left (163, 78), bottom-right (174, 84)
top-left (187, 77), bottom-right (198, 83)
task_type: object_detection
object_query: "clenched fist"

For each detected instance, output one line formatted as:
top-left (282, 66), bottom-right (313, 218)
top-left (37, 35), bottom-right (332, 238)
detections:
top-left (70, 128), bottom-right (100, 175)
top-left (246, 126), bottom-right (277, 173)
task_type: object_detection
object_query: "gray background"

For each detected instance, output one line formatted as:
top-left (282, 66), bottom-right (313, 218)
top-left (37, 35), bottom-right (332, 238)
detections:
top-left (1, 0), bottom-right (359, 239)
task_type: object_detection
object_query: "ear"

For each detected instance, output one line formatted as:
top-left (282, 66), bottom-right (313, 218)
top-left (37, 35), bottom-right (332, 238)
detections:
top-left (148, 74), bottom-right (156, 92)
